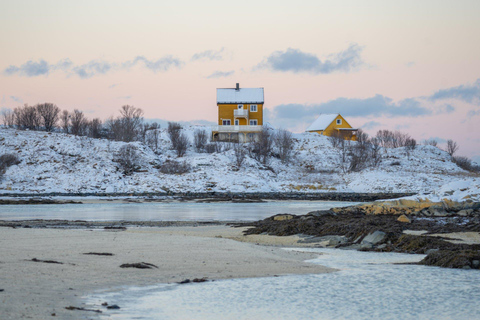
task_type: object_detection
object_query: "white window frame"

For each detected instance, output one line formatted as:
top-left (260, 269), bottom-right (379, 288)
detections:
top-left (222, 119), bottom-right (231, 125)
top-left (249, 119), bottom-right (258, 126)
top-left (234, 119), bottom-right (239, 125)
top-left (336, 119), bottom-right (342, 125)
top-left (250, 104), bottom-right (257, 112)
top-left (237, 104), bottom-right (243, 109)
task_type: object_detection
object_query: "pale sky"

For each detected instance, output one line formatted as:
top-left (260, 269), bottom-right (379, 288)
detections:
top-left (1, 0), bottom-right (479, 162)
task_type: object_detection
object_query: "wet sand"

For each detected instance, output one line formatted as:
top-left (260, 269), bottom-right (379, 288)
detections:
top-left (0, 225), bottom-right (334, 319)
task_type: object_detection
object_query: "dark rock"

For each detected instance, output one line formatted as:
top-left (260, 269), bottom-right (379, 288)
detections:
top-left (120, 262), bottom-right (158, 269)
top-left (419, 250), bottom-right (480, 269)
top-left (83, 252), bottom-right (114, 256)
top-left (107, 304), bottom-right (121, 310)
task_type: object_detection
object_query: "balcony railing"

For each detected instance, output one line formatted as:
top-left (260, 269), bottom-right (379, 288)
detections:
top-left (212, 125), bottom-right (262, 133)
top-left (233, 109), bottom-right (249, 117)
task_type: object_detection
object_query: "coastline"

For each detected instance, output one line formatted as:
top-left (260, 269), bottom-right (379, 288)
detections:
top-left (0, 225), bottom-right (334, 319)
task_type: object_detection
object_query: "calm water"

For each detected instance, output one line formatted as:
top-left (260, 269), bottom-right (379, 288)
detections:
top-left (0, 200), bottom-right (357, 221)
top-left (86, 249), bottom-right (480, 320)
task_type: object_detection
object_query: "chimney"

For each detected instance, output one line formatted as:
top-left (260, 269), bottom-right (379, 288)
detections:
top-left (235, 83), bottom-right (239, 91)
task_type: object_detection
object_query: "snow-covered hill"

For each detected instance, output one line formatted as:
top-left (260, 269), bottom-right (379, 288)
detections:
top-left (0, 127), bottom-right (476, 195)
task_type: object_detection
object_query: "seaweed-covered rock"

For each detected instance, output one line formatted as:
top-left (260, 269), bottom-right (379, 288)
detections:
top-left (419, 250), bottom-right (480, 269)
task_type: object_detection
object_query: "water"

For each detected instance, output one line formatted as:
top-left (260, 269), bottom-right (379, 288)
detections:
top-left (0, 200), bottom-right (357, 221)
top-left (86, 249), bottom-right (480, 320)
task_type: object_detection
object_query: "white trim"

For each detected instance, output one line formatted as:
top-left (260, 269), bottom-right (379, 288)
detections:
top-left (234, 119), bottom-right (239, 125)
top-left (250, 104), bottom-right (257, 112)
top-left (222, 119), bottom-right (231, 125)
top-left (249, 119), bottom-right (258, 125)
top-left (336, 119), bottom-right (342, 125)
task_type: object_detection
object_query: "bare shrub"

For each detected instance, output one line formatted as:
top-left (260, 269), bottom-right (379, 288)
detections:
top-left (36, 103), bottom-right (60, 132)
top-left (274, 129), bottom-right (294, 163)
top-left (114, 145), bottom-right (140, 175)
top-left (60, 110), bottom-right (70, 133)
top-left (194, 129), bottom-right (208, 152)
top-left (205, 143), bottom-right (219, 153)
top-left (0, 153), bottom-right (21, 168)
top-left (70, 109), bottom-right (88, 136)
top-left (452, 156), bottom-right (479, 172)
top-left (159, 159), bottom-right (191, 174)
top-left (348, 142), bottom-right (370, 172)
top-left (249, 127), bottom-right (273, 165)
top-left (405, 137), bottom-right (417, 150)
top-left (233, 143), bottom-right (247, 168)
top-left (424, 139), bottom-right (438, 147)
top-left (446, 140), bottom-right (459, 156)
top-left (390, 161), bottom-right (401, 166)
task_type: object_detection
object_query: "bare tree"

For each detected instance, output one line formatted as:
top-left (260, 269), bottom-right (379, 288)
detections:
top-left (174, 132), bottom-right (189, 157)
top-left (36, 103), bottom-right (60, 132)
top-left (60, 110), bottom-right (70, 133)
top-left (167, 122), bottom-right (182, 149)
top-left (274, 129), bottom-right (294, 163)
top-left (249, 127), bottom-right (273, 165)
top-left (446, 140), bottom-right (459, 156)
top-left (119, 105), bottom-right (144, 142)
top-left (87, 118), bottom-right (103, 138)
top-left (70, 109), bottom-right (88, 136)
top-left (370, 137), bottom-right (382, 167)
top-left (194, 129), bottom-right (208, 152)
top-left (328, 130), bottom-right (343, 148)
top-left (145, 122), bottom-right (160, 152)
top-left (233, 143), bottom-right (247, 168)
top-left (1, 109), bottom-right (14, 127)
top-left (13, 104), bottom-right (41, 130)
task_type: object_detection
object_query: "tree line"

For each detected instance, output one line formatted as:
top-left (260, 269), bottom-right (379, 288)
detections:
top-left (0, 103), bottom-right (161, 144)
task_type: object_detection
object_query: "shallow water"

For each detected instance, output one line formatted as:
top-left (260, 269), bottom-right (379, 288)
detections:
top-left (0, 200), bottom-right (357, 221)
top-left (86, 249), bottom-right (480, 320)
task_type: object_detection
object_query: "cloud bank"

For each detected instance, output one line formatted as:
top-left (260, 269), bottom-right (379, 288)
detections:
top-left (257, 44), bottom-right (365, 74)
top-left (3, 56), bottom-right (183, 79)
top-left (206, 70), bottom-right (234, 79)
top-left (191, 48), bottom-right (225, 61)
top-left (429, 79), bottom-right (480, 105)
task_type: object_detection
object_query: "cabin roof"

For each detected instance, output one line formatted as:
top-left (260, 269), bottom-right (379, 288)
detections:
top-left (305, 114), bottom-right (340, 131)
top-left (217, 88), bottom-right (264, 104)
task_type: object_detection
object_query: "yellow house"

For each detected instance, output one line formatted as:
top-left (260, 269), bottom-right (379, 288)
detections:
top-left (306, 113), bottom-right (357, 141)
top-left (212, 83), bottom-right (264, 142)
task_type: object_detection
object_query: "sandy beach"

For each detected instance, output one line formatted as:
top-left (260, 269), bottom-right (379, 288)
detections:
top-left (0, 225), bottom-right (334, 319)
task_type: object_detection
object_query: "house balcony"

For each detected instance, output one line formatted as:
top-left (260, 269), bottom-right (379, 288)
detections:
top-left (233, 109), bottom-right (249, 118)
top-left (212, 125), bottom-right (262, 133)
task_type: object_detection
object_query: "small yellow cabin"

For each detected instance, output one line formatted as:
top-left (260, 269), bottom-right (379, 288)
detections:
top-left (212, 83), bottom-right (264, 142)
top-left (306, 113), bottom-right (357, 141)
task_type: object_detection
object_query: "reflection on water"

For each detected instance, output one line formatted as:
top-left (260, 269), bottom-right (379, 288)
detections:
top-left (87, 249), bottom-right (480, 320)
top-left (0, 200), bottom-right (358, 221)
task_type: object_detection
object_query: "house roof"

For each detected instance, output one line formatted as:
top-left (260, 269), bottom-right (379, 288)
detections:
top-left (305, 114), bottom-right (340, 131)
top-left (217, 87), bottom-right (264, 104)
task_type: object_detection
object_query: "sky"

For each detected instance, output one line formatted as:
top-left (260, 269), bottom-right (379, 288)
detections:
top-left (1, 0), bottom-right (480, 162)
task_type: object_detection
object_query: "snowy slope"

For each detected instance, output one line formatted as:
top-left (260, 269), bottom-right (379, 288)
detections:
top-left (0, 127), bottom-right (476, 195)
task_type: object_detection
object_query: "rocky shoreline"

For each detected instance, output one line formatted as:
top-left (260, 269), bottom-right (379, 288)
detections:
top-left (238, 201), bottom-right (480, 270)
top-left (0, 192), bottom-right (414, 204)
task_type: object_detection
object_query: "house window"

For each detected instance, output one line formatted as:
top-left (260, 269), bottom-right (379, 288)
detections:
top-left (222, 119), bottom-right (231, 125)
top-left (249, 119), bottom-right (258, 125)
top-left (336, 119), bottom-right (342, 125)
top-left (234, 119), bottom-right (239, 125)
top-left (237, 104), bottom-right (243, 109)
top-left (250, 104), bottom-right (257, 112)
